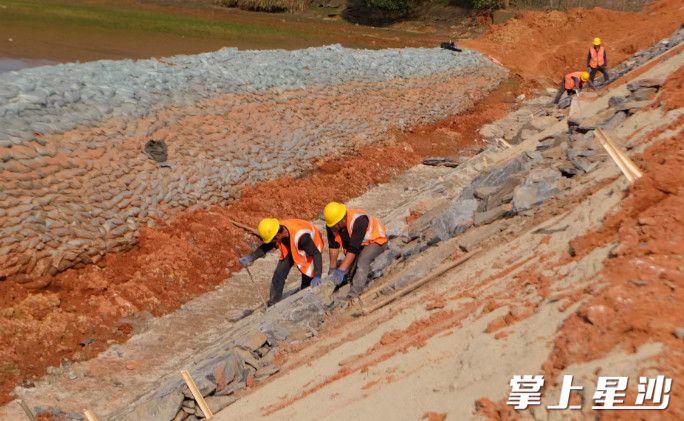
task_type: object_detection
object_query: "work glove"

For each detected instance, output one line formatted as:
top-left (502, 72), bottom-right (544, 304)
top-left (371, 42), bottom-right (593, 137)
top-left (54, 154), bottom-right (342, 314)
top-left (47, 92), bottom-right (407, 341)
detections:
top-left (238, 255), bottom-right (255, 267)
top-left (311, 276), bottom-right (322, 287)
top-left (329, 269), bottom-right (347, 286)
top-left (327, 267), bottom-right (336, 276)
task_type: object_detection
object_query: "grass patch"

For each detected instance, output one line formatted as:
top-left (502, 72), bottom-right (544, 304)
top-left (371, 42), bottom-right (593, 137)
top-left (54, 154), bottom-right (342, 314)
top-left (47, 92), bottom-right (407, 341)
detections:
top-left (0, 0), bottom-right (308, 38)
top-left (216, 0), bottom-right (311, 13)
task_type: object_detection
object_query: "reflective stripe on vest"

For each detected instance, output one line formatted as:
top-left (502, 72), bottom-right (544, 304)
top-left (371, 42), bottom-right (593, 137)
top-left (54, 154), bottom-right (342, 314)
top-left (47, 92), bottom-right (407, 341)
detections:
top-left (589, 46), bottom-right (605, 68)
top-left (339, 208), bottom-right (388, 250)
top-left (564, 72), bottom-right (583, 90)
top-left (276, 219), bottom-right (324, 277)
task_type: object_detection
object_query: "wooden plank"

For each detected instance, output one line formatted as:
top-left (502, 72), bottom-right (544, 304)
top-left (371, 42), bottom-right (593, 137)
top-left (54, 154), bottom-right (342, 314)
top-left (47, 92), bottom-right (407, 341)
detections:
top-left (598, 129), bottom-right (643, 179)
top-left (227, 218), bottom-right (260, 236)
top-left (361, 249), bottom-right (481, 315)
top-left (17, 400), bottom-right (36, 421)
top-left (595, 129), bottom-right (636, 183)
top-left (83, 409), bottom-right (99, 421)
top-left (181, 369), bottom-right (214, 420)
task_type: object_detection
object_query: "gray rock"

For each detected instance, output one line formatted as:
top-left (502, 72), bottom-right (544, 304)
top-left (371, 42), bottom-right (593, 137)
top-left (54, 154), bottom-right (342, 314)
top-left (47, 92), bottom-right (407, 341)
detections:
top-left (234, 330), bottom-right (268, 352)
top-left (631, 87), bottom-right (658, 101)
top-left (118, 390), bottom-right (184, 421)
top-left (557, 96), bottom-right (572, 109)
top-left (369, 248), bottom-right (398, 278)
top-left (420, 196), bottom-right (478, 242)
top-left (512, 168), bottom-right (561, 211)
top-left (473, 203), bottom-right (512, 226)
top-left (608, 96), bottom-right (627, 108)
top-left (182, 376), bottom-right (216, 399)
top-left (627, 77), bottom-right (665, 92)
top-left (601, 110), bottom-right (627, 129)
top-left (205, 395), bottom-right (239, 413)
top-left (479, 123), bottom-right (504, 140)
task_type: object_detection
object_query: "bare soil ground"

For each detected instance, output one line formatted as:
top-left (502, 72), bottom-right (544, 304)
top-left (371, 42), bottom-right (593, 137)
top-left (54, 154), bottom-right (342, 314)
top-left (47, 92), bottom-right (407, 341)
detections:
top-left (461, 0), bottom-right (684, 86)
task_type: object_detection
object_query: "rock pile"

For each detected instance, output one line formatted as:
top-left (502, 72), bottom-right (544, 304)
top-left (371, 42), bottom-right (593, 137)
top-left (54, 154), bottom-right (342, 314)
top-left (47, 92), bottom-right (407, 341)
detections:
top-left (0, 46), bottom-right (506, 281)
top-left (367, 26), bottom-right (684, 290)
top-left (111, 287), bottom-right (328, 421)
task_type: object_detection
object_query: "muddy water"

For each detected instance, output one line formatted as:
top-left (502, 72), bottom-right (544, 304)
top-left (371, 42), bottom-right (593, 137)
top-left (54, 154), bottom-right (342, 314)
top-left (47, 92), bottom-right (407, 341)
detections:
top-left (0, 57), bottom-right (55, 73)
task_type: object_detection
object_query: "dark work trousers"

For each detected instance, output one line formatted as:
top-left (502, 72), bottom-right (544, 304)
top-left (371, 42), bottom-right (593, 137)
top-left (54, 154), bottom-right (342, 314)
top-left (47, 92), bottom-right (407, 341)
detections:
top-left (268, 253), bottom-right (312, 306)
top-left (553, 80), bottom-right (577, 104)
top-left (347, 243), bottom-right (387, 298)
top-left (589, 66), bottom-right (609, 83)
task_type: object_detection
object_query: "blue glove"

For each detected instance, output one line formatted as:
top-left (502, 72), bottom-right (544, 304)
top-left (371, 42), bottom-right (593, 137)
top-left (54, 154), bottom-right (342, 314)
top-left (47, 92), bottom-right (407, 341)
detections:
top-left (239, 255), bottom-right (255, 267)
top-left (329, 269), bottom-right (346, 286)
top-left (311, 276), bottom-right (322, 287)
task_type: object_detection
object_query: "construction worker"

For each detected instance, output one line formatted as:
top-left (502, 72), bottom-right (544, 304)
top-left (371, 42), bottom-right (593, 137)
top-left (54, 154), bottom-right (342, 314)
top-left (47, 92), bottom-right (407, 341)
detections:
top-left (239, 218), bottom-right (324, 306)
top-left (553, 71), bottom-right (595, 104)
top-left (323, 202), bottom-right (388, 300)
top-left (587, 37), bottom-right (609, 83)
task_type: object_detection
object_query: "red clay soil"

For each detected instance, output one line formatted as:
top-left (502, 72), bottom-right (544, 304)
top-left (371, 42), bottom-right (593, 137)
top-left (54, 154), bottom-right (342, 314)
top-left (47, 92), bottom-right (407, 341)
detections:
top-left (0, 83), bottom-right (517, 404)
top-left (461, 0), bottom-right (684, 86)
top-left (543, 85), bottom-right (684, 417)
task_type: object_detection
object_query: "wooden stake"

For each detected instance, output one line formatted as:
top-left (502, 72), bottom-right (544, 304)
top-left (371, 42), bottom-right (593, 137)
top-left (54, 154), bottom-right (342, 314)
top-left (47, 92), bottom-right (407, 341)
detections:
top-left (598, 129), bottom-right (643, 179)
top-left (181, 369), bottom-right (214, 419)
top-left (595, 129), bottom-right (642, 183)
top-left (17, 400), bottom-right (36, 421)
top-left (82, 409), bottom-right (99, 421)
top-left (228, 218), bottom-right (260, 236)
top-left (361, 249), bottom-right (481, 315)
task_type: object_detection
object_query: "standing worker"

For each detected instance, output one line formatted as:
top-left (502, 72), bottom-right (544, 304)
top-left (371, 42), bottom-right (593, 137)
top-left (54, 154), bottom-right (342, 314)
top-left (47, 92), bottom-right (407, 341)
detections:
top-left (587, 37), bottom-right (609, 83)
top-left (553, 71), bottom-right (595, 104)
top-left (239, 218), bottom-right (324, 306)
top-left (324, 202), bottom-right (388, 300)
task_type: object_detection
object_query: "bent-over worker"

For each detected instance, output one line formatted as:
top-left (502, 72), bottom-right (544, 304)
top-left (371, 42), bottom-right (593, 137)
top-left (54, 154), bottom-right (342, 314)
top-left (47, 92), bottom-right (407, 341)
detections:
top-left (239, 218), bottom-right (324, 306)
top-left (324, 202), bottom-right (388, 299)
top-left (554, 71), bottom-right (595, 104)
top-left (587, 37), bottom-right (609, 83)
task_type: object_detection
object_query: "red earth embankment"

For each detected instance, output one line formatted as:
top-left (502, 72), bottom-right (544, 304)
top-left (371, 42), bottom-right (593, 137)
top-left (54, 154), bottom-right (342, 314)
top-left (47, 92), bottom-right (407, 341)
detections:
top-left (462, 0), bottom-right (684, 85)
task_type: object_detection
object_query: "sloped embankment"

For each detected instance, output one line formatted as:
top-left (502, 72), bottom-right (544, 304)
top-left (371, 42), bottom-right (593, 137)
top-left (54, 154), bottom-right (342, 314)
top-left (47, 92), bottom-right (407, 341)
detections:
top-left (5, 25), bottom-right (682, 421)
top-left (0, 46), bottom-right (505, 282)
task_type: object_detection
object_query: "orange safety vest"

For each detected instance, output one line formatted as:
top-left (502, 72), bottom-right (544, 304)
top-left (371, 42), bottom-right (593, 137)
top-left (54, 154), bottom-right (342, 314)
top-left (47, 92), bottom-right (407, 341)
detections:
top-left (589, 46), bottom-right (605, 68)
top-left (334, 208), bottom-right (388, 252)
top-left (276, 219), bottom-right (324, 277)
top-left (564, 72), bottom-right (584, 90)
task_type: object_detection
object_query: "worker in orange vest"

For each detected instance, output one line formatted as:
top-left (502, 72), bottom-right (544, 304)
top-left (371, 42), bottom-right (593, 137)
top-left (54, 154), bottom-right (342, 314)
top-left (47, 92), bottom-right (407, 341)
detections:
top-left (553, 71), bottom-right (595, 104)
top-left (323, 202), bottom-right (388, 299)
top-left (239, 218), bottom-right (324, 306)
top-left (587, 37), bottom-right (609, 83)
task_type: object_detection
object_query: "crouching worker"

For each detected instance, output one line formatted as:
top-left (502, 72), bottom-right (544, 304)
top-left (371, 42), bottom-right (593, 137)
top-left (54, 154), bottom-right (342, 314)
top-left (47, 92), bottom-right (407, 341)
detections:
top-left (239, 218), bottom-right (324, 306)
top-left (553, 71), bottom-right (595, 104)
top-left (324, 202), bottom-right (388, 300)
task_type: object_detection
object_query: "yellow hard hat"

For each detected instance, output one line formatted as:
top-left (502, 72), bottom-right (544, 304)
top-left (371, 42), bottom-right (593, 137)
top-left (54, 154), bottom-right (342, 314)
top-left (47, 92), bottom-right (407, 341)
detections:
top-left (580, 71), bottom-right (590, 82)
top-left (593, 37), bottom-right (601, 46)
top-left (324, 202), bottom-right (346, 227)
top-left (258, 218), bottom-right (280, 243)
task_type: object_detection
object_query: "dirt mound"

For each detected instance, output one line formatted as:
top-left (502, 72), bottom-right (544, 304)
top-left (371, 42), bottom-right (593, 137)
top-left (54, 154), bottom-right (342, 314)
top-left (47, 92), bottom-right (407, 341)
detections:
top-left (462, 0), bottom-right (684, 86)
